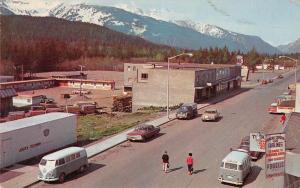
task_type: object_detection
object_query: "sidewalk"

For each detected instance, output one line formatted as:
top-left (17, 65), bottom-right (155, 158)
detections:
top-left (0, 88), bottom-right (246, 188)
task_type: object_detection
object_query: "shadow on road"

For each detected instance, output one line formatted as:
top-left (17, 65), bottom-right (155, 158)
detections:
top-left (243, 166), bottom-right (262, 186)
top-left (193, 168), bottom-right (207, 174)
top-left (47, 163), bottom-right (106, 184)
top-left (144, 133), bottom-right (166, 142)
top-left (168, 166), bottom-right (183, 173)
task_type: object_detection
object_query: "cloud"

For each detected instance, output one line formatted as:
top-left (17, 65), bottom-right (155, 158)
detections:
top-left (207, 0), bottom-right (256, 25)
top-left (207, 0), bottom-right (230, 17)
top-left (289, 0), bottom-right (300, 5)
top-left (236, 19), bottom-right (256, 25)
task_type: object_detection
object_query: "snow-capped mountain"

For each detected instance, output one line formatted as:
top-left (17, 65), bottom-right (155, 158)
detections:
top-left (0, 0), bottom-right (59, 16)
top-left (278, 38), bottom-right (300, 53)
top-left (0, 1), bottom-right (280, 54)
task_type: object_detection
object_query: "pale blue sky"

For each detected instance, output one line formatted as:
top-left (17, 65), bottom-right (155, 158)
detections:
top-left (83, 0), bottom-right (300, 46)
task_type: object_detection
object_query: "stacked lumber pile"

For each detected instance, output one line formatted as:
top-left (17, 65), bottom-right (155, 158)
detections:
top-left (112, 95), bottom-right (132, 112)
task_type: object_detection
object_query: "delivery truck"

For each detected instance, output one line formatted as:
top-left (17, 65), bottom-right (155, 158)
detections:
top-left (0, 112), bottom-right (77, 169)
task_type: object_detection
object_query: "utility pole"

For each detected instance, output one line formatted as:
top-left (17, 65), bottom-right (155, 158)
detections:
top-left (78, 65), bottom-right (85, 96)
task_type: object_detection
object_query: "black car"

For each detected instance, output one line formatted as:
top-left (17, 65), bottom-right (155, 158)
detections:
top-left (176, 103), bottom-right (197, 120)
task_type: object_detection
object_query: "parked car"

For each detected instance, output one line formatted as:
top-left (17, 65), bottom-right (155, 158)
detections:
top-left (38, 147), bottom-right (88, 183)
top-left (218, 149), bottom-right (251, 186)
top-left (127, 124), bottom-right (160, 141)
top-left (176, 103), bottom-right (198, 120)
top-left (201, 109), bottom-right (220, 122)
top-left (239, 136), bottom-right (260, 160)
top-left (278, 74), bottom-right (284, 79)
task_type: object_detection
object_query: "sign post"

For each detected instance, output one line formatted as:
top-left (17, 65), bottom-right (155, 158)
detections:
top-left (250, 132), bottom-right (266, 152)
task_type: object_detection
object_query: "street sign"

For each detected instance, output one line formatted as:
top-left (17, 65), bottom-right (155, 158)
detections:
top-left (250, 132), bottom-right (265, 152)
top-left (265, 133), bottom-right (286, 178)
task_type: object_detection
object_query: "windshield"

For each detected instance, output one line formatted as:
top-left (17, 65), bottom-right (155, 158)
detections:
top-left (205, 110), bottom-right (216, 114)
top-left (224, 163), bottom-right (237, 170)
top-left (40, 160), bottom-right (56, 168)
top-left (178, 106), bottom-right (189, 112)
top-left (39, 159), bottom-right (47, 166)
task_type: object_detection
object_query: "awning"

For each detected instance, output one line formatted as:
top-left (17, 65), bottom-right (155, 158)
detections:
top-left (0, 88), bottom-right (17, 99)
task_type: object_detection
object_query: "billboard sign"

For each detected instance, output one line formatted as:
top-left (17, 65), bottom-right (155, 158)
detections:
top-left (250, 132), bottom-right (266, 152)
top-left (265, 133), bottom-right (286, 178)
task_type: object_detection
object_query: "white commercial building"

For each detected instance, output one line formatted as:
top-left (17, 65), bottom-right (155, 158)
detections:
top-left (0, 112), bottom-right (77, 169)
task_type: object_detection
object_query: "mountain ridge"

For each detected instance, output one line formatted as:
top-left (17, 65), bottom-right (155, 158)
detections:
top-left (0, 0), bottom-right (281, 54)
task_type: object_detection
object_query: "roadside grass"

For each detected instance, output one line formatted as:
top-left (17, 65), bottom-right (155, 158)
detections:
top-left (77, 111), bottom-right (161, 141)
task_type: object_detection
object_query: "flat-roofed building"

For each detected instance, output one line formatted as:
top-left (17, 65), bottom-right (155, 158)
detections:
top-left (124, 62), bottom-right (241, 111)
top-left (284, 112), bottom-right (300, 188)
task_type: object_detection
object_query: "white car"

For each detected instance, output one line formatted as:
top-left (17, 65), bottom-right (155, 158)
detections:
top-left (201, 109), bottom-right (221, 122)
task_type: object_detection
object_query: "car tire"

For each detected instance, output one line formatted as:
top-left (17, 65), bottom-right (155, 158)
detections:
top-left (59, 173), bottom-right (65, 183)
top-left (79, 165), bottom-right (86, 173)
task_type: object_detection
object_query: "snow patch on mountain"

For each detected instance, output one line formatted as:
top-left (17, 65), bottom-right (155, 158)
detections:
top-left (1, 0), bottom-right (60, 16)
top-left (173, 20), bottom-right (229, 38)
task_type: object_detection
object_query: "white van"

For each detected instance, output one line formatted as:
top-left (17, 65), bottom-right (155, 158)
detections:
top-left (38, 147), bottom-right (88, 183)
top-left (218, 149), bottom-right (251, 185)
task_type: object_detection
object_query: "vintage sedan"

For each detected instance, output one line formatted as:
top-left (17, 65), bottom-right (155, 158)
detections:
top-left (201, 109), bottom-right (220, 122)
top-left (127, 124), bottom-right (160, 141)
top-left (239, 136), bottom-right (261, 160)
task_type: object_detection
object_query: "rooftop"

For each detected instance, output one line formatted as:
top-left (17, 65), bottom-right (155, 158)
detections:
top-left (0, 88), bottom-right (17, 99)
top-left (43, 147), bottom-right (85, 160)
top-left (126, 62), bottom-right (239, 71)
top-left (285, 112), bottom-right (300, 153)
top-left (222, 150), bottom-right (249, 164)
top-left (0, 112), bottom-right (75, 134)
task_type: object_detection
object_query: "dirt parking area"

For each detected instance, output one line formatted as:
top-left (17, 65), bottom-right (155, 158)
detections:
top-left (21, 71), bottom-right (125, 108)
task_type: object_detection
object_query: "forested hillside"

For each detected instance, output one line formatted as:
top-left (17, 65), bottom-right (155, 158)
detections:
top-left (0, 15), bottom-right (175, 73)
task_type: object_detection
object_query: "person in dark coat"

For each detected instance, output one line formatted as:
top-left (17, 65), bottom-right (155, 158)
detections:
top-left (162, 151), bottom-right (169, 173)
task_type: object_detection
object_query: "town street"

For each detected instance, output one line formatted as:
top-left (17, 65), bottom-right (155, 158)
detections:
top-left (31, 72), bottom-right (296, 188)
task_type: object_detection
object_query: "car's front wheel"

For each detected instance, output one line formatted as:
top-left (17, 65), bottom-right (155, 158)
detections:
top-left (58, 173), bottom-right (65, 183)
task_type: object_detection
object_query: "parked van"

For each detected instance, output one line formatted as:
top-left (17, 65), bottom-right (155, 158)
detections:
top-left (176, 103), bottom-right (198, 120)
top-left (218, 149), bottom-right (251, 185)
top-left (38, 147), bottom-right (88, 183)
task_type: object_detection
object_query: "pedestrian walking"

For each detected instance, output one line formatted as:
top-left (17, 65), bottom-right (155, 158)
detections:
top-left (186, 153), bottom-right (194, 175)
top-left (162, 151), bottom-right (169, 173)
top-left (280, 113), bottom-right (286, 125)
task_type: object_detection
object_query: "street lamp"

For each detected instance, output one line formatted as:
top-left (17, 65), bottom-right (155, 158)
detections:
top-left (167, 52), bottom-right (193, 118)
top-left (279, 56), bottom-right (298, 84)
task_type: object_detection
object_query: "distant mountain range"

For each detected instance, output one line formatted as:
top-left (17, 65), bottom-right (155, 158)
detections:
top-left (0, 0), bottom-right (297, 54)
top-left (278, 38), bottom-right (300, 53)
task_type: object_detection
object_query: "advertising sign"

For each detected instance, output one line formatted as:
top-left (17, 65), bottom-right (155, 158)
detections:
top-left (265, 133), bottom-right (286, 178)
top-left (250, 132), bottom-right (265, 152)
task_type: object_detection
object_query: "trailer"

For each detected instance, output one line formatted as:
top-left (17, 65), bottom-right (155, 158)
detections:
top-left (0, 112), bottom-right (77, 169)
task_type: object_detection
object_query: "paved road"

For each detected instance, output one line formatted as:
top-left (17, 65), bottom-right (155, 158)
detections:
top-left (31, 71), bottom-right (296, 188)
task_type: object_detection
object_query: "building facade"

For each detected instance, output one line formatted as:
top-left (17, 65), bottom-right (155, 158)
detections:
top-left (124, 63), bottom-right (241, 111)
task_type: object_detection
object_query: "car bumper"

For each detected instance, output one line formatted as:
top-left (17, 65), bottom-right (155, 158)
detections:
top-left (218, 177), bottom-right (243, 185)
top-left (127, 136), bottom-right (143, 141)
top-left (38, 176), bottom-right (59, 182)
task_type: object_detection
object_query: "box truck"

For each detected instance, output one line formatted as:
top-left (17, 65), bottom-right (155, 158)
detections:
top-left (0, 112), bottom-right (77, 169)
